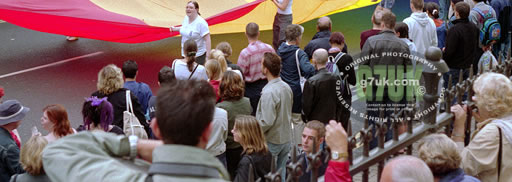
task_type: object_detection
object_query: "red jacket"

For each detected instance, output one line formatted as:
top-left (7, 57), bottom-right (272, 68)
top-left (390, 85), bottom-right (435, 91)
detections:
top-left (324, 161), bottom-right (352, 182)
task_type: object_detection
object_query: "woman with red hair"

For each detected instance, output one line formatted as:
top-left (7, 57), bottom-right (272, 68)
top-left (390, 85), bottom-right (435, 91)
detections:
top-left (41, 104), bottom-right (75, 143)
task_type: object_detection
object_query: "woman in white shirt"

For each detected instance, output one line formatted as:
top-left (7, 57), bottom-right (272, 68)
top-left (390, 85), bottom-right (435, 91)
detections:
top-left (171, 1), bottom-right (211, 65)
top-left (172, 39), bottom-right (208, 80)
top-left (272, 0), bottom-right (293, 50)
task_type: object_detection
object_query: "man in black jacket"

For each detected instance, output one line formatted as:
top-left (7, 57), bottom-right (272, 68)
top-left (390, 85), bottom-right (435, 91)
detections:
top-left (304, 17), bottom-right (347, 60)
top-left (361, 11), bottom-right (412, 149)
top-left (443, 2), bottom-right (479, 90)
top-left (302, 48), bottom-right (341, 125)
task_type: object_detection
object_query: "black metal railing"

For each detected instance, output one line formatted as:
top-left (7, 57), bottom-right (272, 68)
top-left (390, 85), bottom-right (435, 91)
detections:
top-left (247, 46), bottom-right (512, 182)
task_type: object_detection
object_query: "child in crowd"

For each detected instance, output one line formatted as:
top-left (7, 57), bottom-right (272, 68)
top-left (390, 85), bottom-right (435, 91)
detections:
top-left (425, 2), bottom-right (447, 49)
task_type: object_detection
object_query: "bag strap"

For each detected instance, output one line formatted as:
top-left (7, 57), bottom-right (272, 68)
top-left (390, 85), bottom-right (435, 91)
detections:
top-left (295, 49), bottom-right (303, 78)
top-left (246, 154), bottom-right (259, 180)
top-left (497, 126), bottom-right (502, 180)
top-left (473, 8), bottom-right (491, 22)
top-left (188, 63), bottom-right (199, 80)
top-left (145, 162), bottom-right (221, 181)
top-left (12, 174), bottom-right (18, 182)
top-left (172, 60), bottom-right (177, 74)
top-left (126, 90), bottom-right (136, 136)
top-left (334, 52), bottom-right (346, 64)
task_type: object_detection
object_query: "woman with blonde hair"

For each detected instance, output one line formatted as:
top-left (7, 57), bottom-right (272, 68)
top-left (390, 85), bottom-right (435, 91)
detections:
top-left (209, 49), bottom-right (228, 73)
top-left (10, 135), bottom-right (50, 182)
top-left (205, 59), bottom-right (222, 102)
top-left (417, 134), bottom-right (479, 182)
top-left (451, 72), bottom-right (512, 181)
top-left (232, 115), bottom-right (271, 181)
top-left (91, 64), bottom-right (150, 136)
top-left (40, 104), bottom-right (75, 143)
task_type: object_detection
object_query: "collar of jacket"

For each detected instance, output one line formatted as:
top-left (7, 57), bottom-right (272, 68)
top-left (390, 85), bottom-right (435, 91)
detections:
top-left (317, 68), bottom-right (328, 73)
top-left (452, 18), bottom-right (470, 24)
top-left (312, 30), bottom-right (331, 40)
top-left (0, 127), bottom-right (11, 139)
top-left (378, 29), bottom-right (394, 35)
top-left (152, 144), bottom-right (230, 180)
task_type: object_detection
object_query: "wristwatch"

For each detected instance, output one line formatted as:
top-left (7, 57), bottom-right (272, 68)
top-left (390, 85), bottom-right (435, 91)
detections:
top-left (331, 151), bottom-right (348, 161)
top-left (128, 135), bottom-right (138, 160)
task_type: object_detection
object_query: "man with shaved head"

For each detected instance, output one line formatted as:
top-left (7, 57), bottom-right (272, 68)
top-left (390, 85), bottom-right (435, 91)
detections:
top-left (302, 48), bottom-right (342, 124)
top-left (360, 9), bottom-right (386, 50)
top-left (304, 16), bottom-right (348, 60)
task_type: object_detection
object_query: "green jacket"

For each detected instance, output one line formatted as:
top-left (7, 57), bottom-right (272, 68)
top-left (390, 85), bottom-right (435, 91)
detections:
top-left (42, 132), bottom-right (230, 182)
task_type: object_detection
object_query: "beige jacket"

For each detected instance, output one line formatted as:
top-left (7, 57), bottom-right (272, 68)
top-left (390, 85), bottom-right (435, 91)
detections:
top-left (461, 122), bottom-right (512, 182)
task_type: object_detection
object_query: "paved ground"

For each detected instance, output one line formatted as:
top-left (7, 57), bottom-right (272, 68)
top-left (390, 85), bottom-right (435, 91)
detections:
top-left (0, 22), bottom-right (371, 146)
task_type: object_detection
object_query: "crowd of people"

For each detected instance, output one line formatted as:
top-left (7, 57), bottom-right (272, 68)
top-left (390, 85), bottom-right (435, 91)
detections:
top-left (0, 0), bottom-right (511, 181)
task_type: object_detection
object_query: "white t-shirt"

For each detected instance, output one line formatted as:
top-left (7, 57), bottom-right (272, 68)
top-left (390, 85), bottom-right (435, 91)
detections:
top-left (180, 15), bottom-right (210, 57)
top-left (277, 0), bottom-right (293, 15)
top-left (172, 59), bottom-right (208, 81)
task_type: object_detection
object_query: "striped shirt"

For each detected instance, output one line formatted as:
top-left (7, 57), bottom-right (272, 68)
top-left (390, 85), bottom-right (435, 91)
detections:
top-left (237, 41), bottom-right (275, 82)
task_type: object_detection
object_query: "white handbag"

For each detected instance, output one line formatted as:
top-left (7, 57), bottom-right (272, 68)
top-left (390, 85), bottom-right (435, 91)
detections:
top-left (295, 49), bottom-right (306, 91)
top-left (123, 90), bottom-right (148, 139)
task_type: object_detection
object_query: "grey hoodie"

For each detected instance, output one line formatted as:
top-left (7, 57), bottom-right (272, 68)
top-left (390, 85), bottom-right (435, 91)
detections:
top-left (403, 12), bottom-right (438, 55)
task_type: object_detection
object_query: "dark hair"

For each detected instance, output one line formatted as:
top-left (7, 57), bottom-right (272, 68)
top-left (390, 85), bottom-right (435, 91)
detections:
top-left (455, 2), bottom-right (470, 19)
top-left (450, 0), bottom-right (464, 5)
top-left (156, 79), bottom-right (216, 145)
top-left (329, 32), bottom-right (345, 45)
top-left (82, 99), bottom-right (114, 132)
top-left (285, 24), bottom-right (303, 42)
top-left (411, 0), bottom-right (424, 10)
top-left (262, 52), bottom-right (281, 77)
top-left (158, 66), bottom-right (175, 85)
top-left (425, 2), bottom-right (440, 19)
top-left (381, 11), bottom-right (397, 29)
top-left (187, 1), bottom-right (201, 15)
top-left (220, 71), bottom-right (245, 101)
top-left (184, 39), bottom-right (198, 72)
top-left (43, 104), bottom-right (73, 137)
top-left (122, 60), bottom-right (138, 79)
top-left (246, 22), bottom-right (259, 39)
top-left (395, 22), bottom-right (410, 39)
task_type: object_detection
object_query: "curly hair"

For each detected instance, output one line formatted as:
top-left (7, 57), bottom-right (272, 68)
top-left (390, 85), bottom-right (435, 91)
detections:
top-left (220, 71), bottom-right (244, 101)
top-left (473, 73), bottom-right (512, 118)
top-left (43, 104), bottom-right (74, 138)
top-left (97, 64), bottom-right (124, 95)
top-left (417, 134), bottom-right (461, 176)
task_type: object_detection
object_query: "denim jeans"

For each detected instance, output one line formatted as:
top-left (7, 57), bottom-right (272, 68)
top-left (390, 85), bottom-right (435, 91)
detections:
top-left (272, 13), bottom-right (292, 50)
top-left (379, 0), bottom-right (395, 9)
top-left (438, 0), bottom-right (450, 20)
top-left (216, 152), bottom-right (227, 169)
top-left (268, 142), bottom-right (290, 182)
top-left (493, 34), bottom-right (511, 60)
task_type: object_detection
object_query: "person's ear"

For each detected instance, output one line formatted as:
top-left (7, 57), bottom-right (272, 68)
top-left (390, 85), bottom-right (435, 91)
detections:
top-left (150, 118), bottom-right (162, 139)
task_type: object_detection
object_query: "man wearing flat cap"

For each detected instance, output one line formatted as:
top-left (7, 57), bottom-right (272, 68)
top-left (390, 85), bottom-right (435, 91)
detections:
top-left (0, 100), bottom-right (29, 181)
